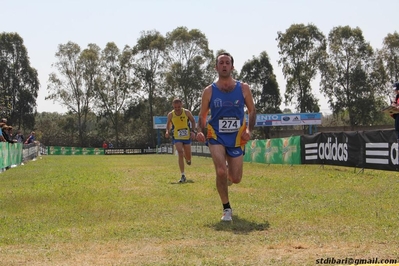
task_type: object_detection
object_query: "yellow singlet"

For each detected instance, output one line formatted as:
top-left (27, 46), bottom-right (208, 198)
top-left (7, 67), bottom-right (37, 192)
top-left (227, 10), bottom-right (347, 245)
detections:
top-left (171, 109), bottom-right (190, 140)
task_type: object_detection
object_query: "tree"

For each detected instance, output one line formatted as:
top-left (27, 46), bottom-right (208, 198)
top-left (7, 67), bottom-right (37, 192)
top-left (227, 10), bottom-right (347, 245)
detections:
top-left (93, 42), bottom-right (136, 146)
top-left (132, 30), bottom-right (166, 146)
top-left (0, 32), bottom-right (39, 129)
top-left (164, 26), bottom-right (214, 112)
top-left (319, 26), bottom-right (381, 126)
top-left (240, 51), bottom-right (281, 139)
top-left (47, 42), bottom-right (99, 146)
top-left (79, 43), bottom-right (102, 142)
top-left (370, 50), bottom-right (390, 107)
top-left (35, 111), bottom-right (72, 146)
top-left (277, 23), bottom-right (326, 113)
top-left (380, 31), bottom-right (399, 84)
top-left (124, 95), bottom-right (171, 147)
top-left (240, 51), bottom-right (281, 114)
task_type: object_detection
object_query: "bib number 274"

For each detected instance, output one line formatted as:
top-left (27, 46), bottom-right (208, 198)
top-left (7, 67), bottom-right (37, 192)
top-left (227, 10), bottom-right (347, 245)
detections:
top-left (219, 117), bottom-right (240, 133)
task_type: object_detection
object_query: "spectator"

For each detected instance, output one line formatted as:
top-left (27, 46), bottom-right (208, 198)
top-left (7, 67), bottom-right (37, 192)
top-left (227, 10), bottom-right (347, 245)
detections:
top-left (102, 141), bottom-right (108, 149)
top-left (7, 126), bottom-right (16, 143)
top-left (13, 130), bottom-right (24, 143)
top-left (108, 142), bottom-right (114, 148)
top-left (24, 131), bottom-right (35, 144)
top-left (2, 125), bottom-right (14, 144)
top-left (392, 82), bottom-right (399, 142)
top-left (0, 123), bottom-right (5, 142)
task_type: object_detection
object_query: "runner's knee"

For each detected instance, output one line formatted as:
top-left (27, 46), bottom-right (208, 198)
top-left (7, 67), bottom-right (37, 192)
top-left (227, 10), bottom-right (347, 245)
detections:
top-left (215, 166), bottom-right (227, 178)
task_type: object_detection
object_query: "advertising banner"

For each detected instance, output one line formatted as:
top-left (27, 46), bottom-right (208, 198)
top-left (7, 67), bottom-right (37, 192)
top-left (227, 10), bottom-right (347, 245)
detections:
top-left (244, 136), bottom-right (301, 165)
top-left (0, 142), bottom-right (10, 169)
top-left (300, 129), bottom-right (399, 171)
top-left (282, 136), bottom-right (301, 165)
top-left (154, 113), bottom-right (321, 129)
top-left (0, 142), bottom-right (22, 168)
top-left (9, 143), bottom-right (23, 165)
top-left (255, 113), bottom-right (322, 127)
top-left (301, 132), bottom-right (362, 167)
top-left (360, 129), bottom-right (399, 171)
top-left (48, 146), bottom-right (103, 155)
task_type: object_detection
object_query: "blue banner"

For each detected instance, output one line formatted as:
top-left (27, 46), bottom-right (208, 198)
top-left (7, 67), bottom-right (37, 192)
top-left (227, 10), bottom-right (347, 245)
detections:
top-left (255, 113), bottom-right (322, 126)
top-left (154, 113), bottom-right (322, 129)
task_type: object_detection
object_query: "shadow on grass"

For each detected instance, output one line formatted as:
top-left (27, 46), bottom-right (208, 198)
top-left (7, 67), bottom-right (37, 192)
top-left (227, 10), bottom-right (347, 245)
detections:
top-left (208, 215), bottom-right (270, 235)
top-left (169, 179), bottom-right (195, 185)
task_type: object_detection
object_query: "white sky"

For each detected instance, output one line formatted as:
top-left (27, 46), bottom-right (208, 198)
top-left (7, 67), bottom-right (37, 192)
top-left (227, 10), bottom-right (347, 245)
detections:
top-left (1, 0), bottom-right (398, 115)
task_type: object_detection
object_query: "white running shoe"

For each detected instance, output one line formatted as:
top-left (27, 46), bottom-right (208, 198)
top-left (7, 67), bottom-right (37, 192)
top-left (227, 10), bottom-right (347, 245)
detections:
top-left (221, 208), bottom-right (233, 221)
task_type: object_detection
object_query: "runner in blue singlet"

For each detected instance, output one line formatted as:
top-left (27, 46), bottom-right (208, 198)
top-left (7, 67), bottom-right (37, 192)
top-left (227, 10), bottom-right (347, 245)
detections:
top-left (196, 52), bottom-right (256, 222)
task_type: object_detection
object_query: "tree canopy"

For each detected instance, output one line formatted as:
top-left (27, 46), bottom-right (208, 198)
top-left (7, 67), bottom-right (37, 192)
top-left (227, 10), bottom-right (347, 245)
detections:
top-left (0, 32), bottom-right (39, 129)
top-left (2, 24), bottom-right (399, 146)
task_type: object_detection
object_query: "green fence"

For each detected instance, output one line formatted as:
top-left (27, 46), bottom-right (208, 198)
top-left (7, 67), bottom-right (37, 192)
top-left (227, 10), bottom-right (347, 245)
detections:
top-left (48, 146), bottom-right (104, 155)
top-left (46, 137), bottom-right (302, 165)
top-left (0, 142), bottom-right (23, 169)
top-left (244, 136), bottom-right (301, 165)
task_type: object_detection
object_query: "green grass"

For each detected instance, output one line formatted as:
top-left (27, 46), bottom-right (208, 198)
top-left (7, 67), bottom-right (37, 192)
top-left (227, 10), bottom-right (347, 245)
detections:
top-left (0, 155), bottom-right (398, 265)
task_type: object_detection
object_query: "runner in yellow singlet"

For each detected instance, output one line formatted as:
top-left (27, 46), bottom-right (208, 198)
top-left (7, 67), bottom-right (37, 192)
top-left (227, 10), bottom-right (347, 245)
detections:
top-left (165, 98), bottom-right (196, 183)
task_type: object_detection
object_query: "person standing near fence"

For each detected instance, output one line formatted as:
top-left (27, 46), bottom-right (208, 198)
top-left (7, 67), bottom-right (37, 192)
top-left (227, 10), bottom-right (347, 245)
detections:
top-left (391, 82), bottom-right (399, 142)
top-left (196, 52), bottom-right (256, 221)
top-left (14, 130), bottom-right (24, 143)
top-left (165, 98), bottom-right (196, 183)
top-left (0, 123), bottom-right (6, 142)
top-left (2, 125), bottom-right (14, 144)
top-left (24, 131), bottom-right (35, 144)
top-left (102, 141), bottom-right (108, 149)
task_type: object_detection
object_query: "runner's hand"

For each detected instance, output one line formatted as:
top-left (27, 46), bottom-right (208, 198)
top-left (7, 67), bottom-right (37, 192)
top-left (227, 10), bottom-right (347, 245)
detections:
top-left (190, 132), bottom-right (196, 140)
top-left (241, 129), bottom-right (251, 141)
top-left (196, 132), bottom-right (205, 143)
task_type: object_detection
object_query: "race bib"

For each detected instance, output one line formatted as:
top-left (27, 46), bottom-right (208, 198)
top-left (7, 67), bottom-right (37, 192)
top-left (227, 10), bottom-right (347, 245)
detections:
top-left (177, 128), bottom-right (189, 137)
top-left (218, 117), bottom-right (240, 133)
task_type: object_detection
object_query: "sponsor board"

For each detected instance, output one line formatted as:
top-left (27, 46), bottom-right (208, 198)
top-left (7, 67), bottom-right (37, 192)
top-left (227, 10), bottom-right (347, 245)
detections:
top-left (301, 130), bottom-right (399, 171)
top-left (154, 113), bottom-right (322, 129)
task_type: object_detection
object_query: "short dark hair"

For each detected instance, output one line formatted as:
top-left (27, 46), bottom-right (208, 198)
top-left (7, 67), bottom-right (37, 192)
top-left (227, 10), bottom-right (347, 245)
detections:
top-left (172, 98), bottom-right (182, 104)
top-left (216, 52), bottom-right (234, 66)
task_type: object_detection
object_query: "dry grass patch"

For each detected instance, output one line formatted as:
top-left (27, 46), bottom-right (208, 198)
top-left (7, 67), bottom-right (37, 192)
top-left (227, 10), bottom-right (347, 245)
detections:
top-left (0, 155), bottom-right (398, 265)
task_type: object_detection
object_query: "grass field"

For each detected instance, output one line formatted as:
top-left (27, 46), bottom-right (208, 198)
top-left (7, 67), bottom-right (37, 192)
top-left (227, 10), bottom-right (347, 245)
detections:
top-left (0, 154), bottom-right (398, 266)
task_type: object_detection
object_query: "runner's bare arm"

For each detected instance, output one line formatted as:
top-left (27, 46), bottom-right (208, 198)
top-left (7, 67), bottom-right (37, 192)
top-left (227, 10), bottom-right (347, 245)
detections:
top-left (186, 110), bottom-right (196, 132)
top-left (242, 82), bottom-right (256, 133)
top-left (197, 85), bottom-right (211, 134)
top-left (165, 112), bottom-right (173, 138)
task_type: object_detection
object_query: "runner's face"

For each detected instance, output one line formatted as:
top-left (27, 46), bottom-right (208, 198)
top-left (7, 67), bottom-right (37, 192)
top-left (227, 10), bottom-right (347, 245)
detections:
top-left (173, 102), bottom-right (182, 113)
top-left (216, 55), bottom-right (234, 77)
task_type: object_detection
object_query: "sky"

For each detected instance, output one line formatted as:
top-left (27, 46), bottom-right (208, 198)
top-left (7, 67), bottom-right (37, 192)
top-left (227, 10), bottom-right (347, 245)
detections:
top-left (1, 0), bottom-right (398, 115)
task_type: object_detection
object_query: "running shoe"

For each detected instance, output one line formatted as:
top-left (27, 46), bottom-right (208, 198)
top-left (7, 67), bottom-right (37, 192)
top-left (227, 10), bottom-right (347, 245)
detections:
top-left (179, 174), bottom-right (186, 183)
top-left (221, 208), bottom-right (233, 221)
